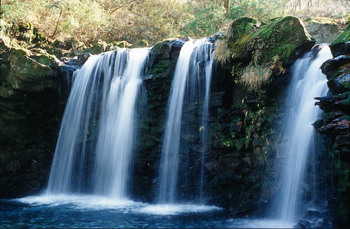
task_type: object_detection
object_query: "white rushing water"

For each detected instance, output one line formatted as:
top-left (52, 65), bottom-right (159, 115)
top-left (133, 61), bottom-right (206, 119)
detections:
top-left (157, 39), bottom-right (215, 204)
top-left (198, 43), bottom-right (215, 202)
top-left (269, 45), bottom-right (332, 223)
top-left (47, 48), bottom-right (149, 199)
top-left (93, 48), bottom-right (148, 199)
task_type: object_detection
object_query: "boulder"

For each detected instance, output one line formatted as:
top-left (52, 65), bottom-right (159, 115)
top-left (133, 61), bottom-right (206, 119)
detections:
top-left (0, 38), bottom-right (61, 92)
top-left (223, 16), bottom-right (314, 67)
top-left (304, 17), bottom-right (340, 44)
top-left (216, 16), bottom-right (314, 91)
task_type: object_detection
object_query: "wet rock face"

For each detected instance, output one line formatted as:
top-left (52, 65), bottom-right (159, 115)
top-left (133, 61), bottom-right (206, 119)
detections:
top-left (315, 40), bottom-right (350, 228)
top-left (0, 17), bottom-right (313, 217)
top-left (0, 88), bottom-right (60, 197)
top-left (132, 39), bottom-right (184, 202)
top-left (0, 21), bottom-right (71, 198)
top-left (320, 55), bottom-right (350, 95)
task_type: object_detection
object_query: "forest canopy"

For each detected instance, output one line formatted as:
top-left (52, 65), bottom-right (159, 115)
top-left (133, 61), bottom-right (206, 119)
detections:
top-left (1, 0), bottom-right (350, 45)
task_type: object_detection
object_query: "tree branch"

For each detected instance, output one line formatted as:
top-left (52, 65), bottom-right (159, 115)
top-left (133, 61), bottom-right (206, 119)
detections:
top-left (109, 0), bottom-right (138, 15)
top-left (50, 9), bottom-right (63, 39)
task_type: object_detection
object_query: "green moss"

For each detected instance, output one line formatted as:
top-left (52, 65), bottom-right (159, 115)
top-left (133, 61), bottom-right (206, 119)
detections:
top-left (151, 60), bottom-right (172, 79)
top-left (4, 46), bottom-right (56, 91)
top-left (226, 16), bottom-right (313, 67)
top-left (223, 17), bottom-right (260, 62)
top-left (333, 24), bottom-right (350, 45)
top-left (147, 38), bottom-right (179, 75)
top-left (252, 16), bottom-right (313, 65)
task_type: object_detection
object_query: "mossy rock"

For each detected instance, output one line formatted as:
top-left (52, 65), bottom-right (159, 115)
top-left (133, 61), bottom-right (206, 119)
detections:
top-left (329, 24), bottom-right (350, 57)
top-left (146, 38), bottom-right (184, 72)
top-left (333, 24), bottom-right (350, 45)
top-left (83, 40), bottom-right (121, 55)
top-left (1, 40), bottom-right (59, 91)
top-left (226, 16), bottom-right (314, 67)
top-left (251, 16), bottom-right (314, 66)
top-left (225, 17), bottom-right (261, 62)
top-left (1, 20), bottom-right (47, 46)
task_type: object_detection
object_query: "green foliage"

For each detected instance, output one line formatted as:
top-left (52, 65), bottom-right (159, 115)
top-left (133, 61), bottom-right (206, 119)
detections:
top-left (229, 0), bottom-right (287, 20)
top-left (2, 0), bottom-right (349, 46)
top-left (181, 3), bottom-right (228, 38)
top-left (1, 0), bottom-right (188, 44)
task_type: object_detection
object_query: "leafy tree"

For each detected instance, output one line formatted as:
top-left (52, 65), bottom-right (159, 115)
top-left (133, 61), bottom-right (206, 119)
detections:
top-left (1, 0), bottom-right (349, 46)
top-left (181, 2), bottom-right (228, 38)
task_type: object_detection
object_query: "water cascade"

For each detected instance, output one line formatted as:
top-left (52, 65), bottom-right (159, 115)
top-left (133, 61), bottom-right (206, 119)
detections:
top-left (157, 39), bottom-right (215, 204)
top-left (269, 45), bottom-right (332, 223)
top-left (47, 48), bottom-right (149, 199)
top-left (198, 44), bottom-right (215, 202)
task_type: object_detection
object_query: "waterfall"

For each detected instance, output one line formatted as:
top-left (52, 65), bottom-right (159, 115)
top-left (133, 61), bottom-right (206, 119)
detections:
top-left (47, 48), bottom-right (149, 199)
top-left (198, 44), bottom-right (215, 202)
top-left (157, 39), bottom-right (215, 204)
top-left (270, 45), bottom-right (332, 223)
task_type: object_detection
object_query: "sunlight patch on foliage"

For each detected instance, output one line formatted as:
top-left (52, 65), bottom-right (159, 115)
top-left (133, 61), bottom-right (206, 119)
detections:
top-left (239, 65), bottom-right (272, 91)
top-left (214, 39), bottom-right (231, 66)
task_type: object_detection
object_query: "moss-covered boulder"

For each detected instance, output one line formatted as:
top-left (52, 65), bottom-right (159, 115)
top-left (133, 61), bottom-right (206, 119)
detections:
top-left (0, 19), bottom-right (47, 46)
top-left (330, 24), bottom-right (350, 57)
top-left (81, 39), bottom-right (120, 55)
top-left (304, 17), bottom-right (340, 44)
top-left (0, 40), bottom-right (60, 91)
top-left (219, 16), bottom-right (314, 67)
top-left (1, 19), bottom-right (62, 92)
top-left (215, 16), bottom-right (314, 91)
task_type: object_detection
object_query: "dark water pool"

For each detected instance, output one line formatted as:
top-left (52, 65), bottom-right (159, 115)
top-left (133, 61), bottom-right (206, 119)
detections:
top-left (0, 195), bottom-right (293, 228)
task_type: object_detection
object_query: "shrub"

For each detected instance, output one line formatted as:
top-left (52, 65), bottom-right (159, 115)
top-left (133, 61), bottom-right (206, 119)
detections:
top-left (239, 65), bottom-right (272, 90)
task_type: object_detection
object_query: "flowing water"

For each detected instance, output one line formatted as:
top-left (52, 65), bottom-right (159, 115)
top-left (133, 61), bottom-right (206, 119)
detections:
top-left (197, 43), bottom-right (215, 202)
top-left (0, 45), bottom-right (334, 228)
top-left (156, 40), bottom-right (196, 204)
top-left (47, 48), bottom-right (149, 198)
top-left (1, 196), bottom-right (291, 228)
top-left (268, 45), bottom-right (333, 224)
top-left (157, 39), bottom-right (215, 204)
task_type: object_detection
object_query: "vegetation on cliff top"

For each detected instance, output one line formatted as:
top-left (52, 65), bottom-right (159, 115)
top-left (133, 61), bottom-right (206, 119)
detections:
top-left (1, 0), bottom-right (349, 46)
top-left (215, 16), bottom-right (314, 90)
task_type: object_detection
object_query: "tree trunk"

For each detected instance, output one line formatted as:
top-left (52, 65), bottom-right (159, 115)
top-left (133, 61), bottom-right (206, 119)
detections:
top-left (223, 0), bottom-right (230, 18)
